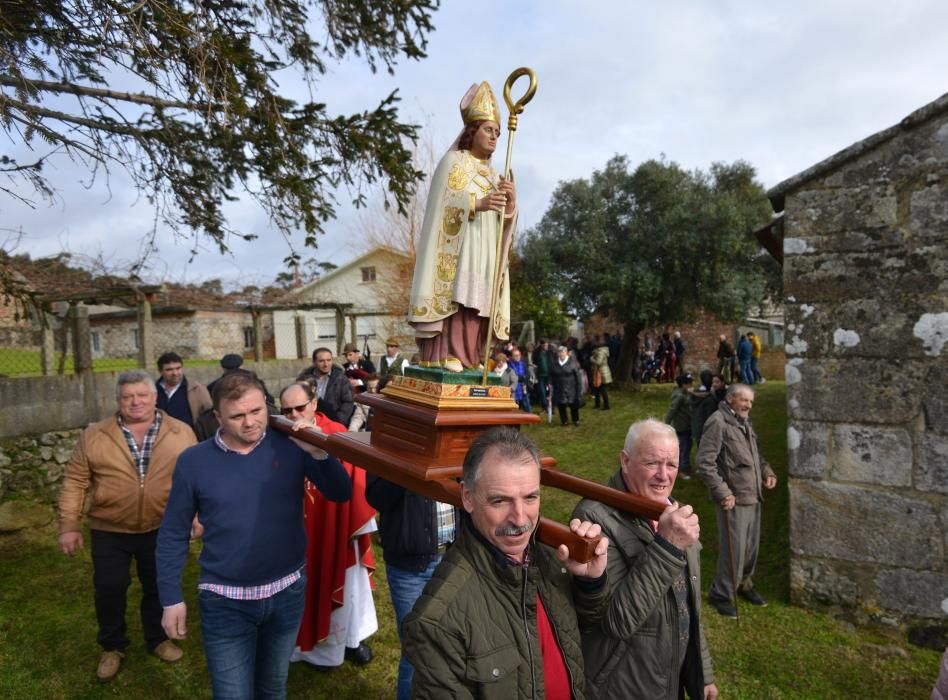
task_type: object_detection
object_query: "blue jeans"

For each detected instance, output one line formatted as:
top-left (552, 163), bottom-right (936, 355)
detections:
top-left (751, 357), bottom-right (762, 383)
top-left (537, 377), bottom-right (550, 411)
top-left (199, 575), bottom-right (307, 700)
top-left (740, 359), bottom-right (754, 385)
top-left (386, 559), bottom-right (441, 700)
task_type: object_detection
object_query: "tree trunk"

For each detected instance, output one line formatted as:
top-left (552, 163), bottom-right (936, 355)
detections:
top-left (616, 322), bottom-right (643, 384)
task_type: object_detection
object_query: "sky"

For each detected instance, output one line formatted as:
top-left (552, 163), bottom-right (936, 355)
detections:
top-left (5, 0), bottom-right (948, 289)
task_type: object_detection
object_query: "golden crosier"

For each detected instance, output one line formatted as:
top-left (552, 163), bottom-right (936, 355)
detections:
top-left (481, 67), bottom-right (538, 383)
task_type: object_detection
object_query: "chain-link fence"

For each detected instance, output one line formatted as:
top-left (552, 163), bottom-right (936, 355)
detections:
top-left (0, 302), bottom-right (413, 379)
top-left (0, 305), bottom-right (269, 378)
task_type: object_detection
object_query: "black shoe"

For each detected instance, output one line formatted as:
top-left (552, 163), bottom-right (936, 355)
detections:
top-left (738, 588), bottom-right (768, 607)
top-left (710, 598), bottom-right (738, 618)
top-left (345, 643), bottom-right (373, 665)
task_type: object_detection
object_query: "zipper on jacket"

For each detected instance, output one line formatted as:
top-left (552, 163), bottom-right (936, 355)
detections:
top-left (137, 473), bottom-right (145, 530)
top-left (520, 564), bottom-right (538, 700)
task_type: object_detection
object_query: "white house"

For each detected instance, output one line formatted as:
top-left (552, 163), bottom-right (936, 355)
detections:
top-left (274, 246), bottom-right (416, 360)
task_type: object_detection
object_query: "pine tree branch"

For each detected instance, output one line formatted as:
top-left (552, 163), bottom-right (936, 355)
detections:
top-left (0, 75), bottom-right (198, 110)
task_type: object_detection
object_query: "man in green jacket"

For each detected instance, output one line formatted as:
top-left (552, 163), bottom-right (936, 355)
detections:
top-left (573, 419), bottom-right (717, 699)
top-left (403, 427), bottom-right (609, 699)
top-left (697, 383), bottom-right (777, 617)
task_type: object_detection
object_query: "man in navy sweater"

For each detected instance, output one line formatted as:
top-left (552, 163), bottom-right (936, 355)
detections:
top-left (156, 370), bottom-right (351, 699)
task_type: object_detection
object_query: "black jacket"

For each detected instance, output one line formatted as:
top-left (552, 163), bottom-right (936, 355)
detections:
top-left (297, 365), bottom-right (354, 426)
top-left (365, 474), bottom-right (458, 572)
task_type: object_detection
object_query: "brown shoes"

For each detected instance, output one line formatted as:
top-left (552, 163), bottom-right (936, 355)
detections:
top-left (96, 641), bottom-right (181, 682)
top-left (152, 640), bottom-right (184, 663)
top-left (96, 650), bottom-right (125, 682)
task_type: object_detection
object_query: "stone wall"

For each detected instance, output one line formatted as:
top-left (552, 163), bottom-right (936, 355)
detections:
top-left (0, 430), bottom-right (81, 506)
top-left (0, 358), bottom-right (309, 439)
top-left (780, 105), bottom-right (948, 629)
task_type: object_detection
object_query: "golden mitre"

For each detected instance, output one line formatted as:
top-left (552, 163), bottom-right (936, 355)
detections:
top-left (460, 81), bottom-right (501, 125)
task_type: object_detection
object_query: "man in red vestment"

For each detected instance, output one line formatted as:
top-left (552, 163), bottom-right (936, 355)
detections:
top-left (279, 382), bottom-right (378, 670)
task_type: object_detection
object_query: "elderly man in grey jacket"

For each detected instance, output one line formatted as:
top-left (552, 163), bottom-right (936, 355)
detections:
top-left (697, 383), bottom-right (777, 618)
top-left (573, 419), bottom-right (717, 700)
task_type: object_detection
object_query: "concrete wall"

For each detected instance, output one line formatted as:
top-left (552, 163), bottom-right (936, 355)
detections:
top-left (782, 110), bottom-right (948, 628)
top-left (0, 359), bottom-right (309, 439)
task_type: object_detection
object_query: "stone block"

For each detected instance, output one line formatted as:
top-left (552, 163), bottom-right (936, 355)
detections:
top-left (910, 185), bottom-right (948, 238)
top-left (788, 185), bottom-right (898, 236)
top-left (876, 568), bottom-right (948, 618)
top-left (8, 470), bottom-right (40, 495)
top-left (785, 298), bottom-right (934, 360)
top-left (53, 446), bottom-right (71, 465)
top-left (0, 501), bottom-right (54, 532)
top-left (790, 557), bottom-right (861, 607)
top-left (43, 463), bottom-right (64, 484)
top-left (916, 432), bottom-right (948, 494)
top-left (830, 425), bottom-right (913, 487)
top-left (786, 358), bottom-right (926, 424)
top-left (0, 451), bottom-right (9, 469)
top-left (784, 248), bottom-right (948, 304)
top-left (791, 481), bottom-right (941, 569)
top-left (787, 422), bottom-right (830, 479)
top-left (39, 432), bottom-right (57, 446)
top-left (38, 446), bottom-right (53, 461)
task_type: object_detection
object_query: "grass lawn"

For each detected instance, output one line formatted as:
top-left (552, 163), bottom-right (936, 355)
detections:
top-left (0, 381), bottom-right (939, 698)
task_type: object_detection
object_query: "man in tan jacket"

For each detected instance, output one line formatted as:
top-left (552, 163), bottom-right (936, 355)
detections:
top-left (58, 369), bottom-right (196, 682)
top-left (697, 383), bottom-right (777, 618)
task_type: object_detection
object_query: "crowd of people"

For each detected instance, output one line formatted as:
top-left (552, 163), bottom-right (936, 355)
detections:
top-left (56, 332), bottom-right (782, 698)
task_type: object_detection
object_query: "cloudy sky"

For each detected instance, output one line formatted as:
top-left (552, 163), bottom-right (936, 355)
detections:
top-left (5, 0), bottom-right (948, 289)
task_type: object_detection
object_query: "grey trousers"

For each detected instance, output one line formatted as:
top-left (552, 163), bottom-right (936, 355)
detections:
top-left (709, 502), bottom-right (761, 602)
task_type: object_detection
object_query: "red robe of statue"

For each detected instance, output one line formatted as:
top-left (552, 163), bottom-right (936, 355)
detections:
top-left (296, 412), bottom-right (377, 651)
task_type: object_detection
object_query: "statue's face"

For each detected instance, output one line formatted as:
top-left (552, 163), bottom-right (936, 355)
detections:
top-left (470, 120), bottom-right (500, 159)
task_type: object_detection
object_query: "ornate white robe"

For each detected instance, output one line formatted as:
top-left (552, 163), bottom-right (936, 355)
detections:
top-left (408, 148), bottom-right (516, 343)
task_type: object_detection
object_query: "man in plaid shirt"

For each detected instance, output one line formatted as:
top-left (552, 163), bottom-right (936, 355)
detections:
top-left (58, 369), bottom-right (197, 682)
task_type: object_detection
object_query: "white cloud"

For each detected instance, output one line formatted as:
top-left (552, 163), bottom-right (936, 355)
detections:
top-left (6, 0), bottom-right (948, 286)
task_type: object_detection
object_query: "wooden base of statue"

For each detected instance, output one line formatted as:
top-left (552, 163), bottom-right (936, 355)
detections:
top-left (270, 370), bottom-right (664, 564)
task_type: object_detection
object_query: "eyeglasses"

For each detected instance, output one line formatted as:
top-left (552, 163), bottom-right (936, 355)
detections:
top-left (280, 402), bottom-right (310, 416)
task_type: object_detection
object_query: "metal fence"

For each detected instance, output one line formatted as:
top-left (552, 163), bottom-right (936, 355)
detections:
top-left (0, 302), bottom-right (411, 379)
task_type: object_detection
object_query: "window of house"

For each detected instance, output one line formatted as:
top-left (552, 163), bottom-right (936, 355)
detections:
top-left (132, 328), bottom-right (140, 349)
top-left (315, 318), bottom-right (337, 343)
top-left (90, 331), bottom-right (100, 352)
top-left (243, 326), bottom-right (254, 349)
top-left (355, 316), bottom-right (377, 340)
top-left (361, 266), bottom-right (377, 282)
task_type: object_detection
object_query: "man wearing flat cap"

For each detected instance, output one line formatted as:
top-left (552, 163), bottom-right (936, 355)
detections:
top-left (379, 338), bottom-right (409, 377)
top-left (342, 341), bottom-right (376, 376)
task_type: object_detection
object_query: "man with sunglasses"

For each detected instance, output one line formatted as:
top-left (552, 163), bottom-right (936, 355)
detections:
top-left (279, 382), bottom-right (378, 672)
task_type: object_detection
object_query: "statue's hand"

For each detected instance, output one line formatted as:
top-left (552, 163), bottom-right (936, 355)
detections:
top-left (476, 191), bottom-right (508, 214)
top-left (498, 172), bottom-right (516, 215)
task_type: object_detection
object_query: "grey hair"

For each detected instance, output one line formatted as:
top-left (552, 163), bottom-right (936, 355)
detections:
top-left (462, 427), bottom-right (541, 488)
top-left (726, 383), bottom-right (754, 399)
top-left (557, 345), bottom-right (569, 353)
top-left (116, 370), bottom-right (156, 398)
top-left (623, 418), bottom-right (676, 457)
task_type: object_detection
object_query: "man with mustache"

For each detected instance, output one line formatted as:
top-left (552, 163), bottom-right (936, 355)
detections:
top-left (403, 427), bottom-right (609, 699)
